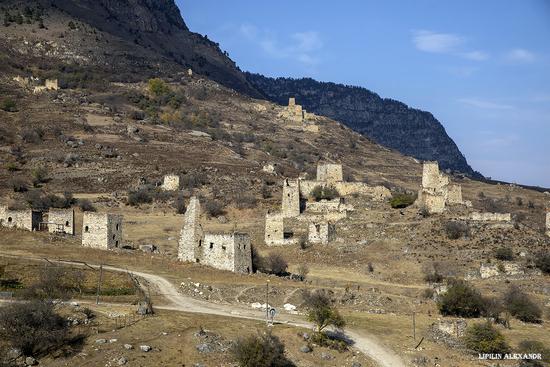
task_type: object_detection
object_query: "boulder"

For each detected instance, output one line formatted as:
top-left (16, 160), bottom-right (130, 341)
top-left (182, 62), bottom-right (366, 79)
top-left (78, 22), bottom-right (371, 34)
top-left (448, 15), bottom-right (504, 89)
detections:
top-left (117, 356), bottom-right (128, 366)
top-left (299, 345), bottom-right (312, 353)
top-left (140, 345), bottom-right (152, 352)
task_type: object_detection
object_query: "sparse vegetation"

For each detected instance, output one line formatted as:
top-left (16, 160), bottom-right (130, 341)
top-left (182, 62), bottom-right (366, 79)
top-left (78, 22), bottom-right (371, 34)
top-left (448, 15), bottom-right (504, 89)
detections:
top-left (265, 253), bottom-right (288, 276)
top-left (21, 128), bottom-right (44, 144)
top-left (389, 192), bottom-right (416, 208)
top-left (147, 78), bottom-right (170, 97)
top-left (232, 331), bottom-right (294, 367)
top-left (0, 98), bottom-right (17, 112)
top-left (464, 322), bottom-right (510, 354)
top-left (8, 177), bottom-right (28, 192)
top-left (31, 166), bottom-right (49, 186)
top-left (296, 264), bottom-right (309, 280)
top-left (444, 221), bottom-right (469, 240)
top-left (438, 279), bottom-right (486, 318)
top-left (494, 247), bottom-right (514, 261)
top-left (534, 252), bottom-right (550, 274)
top-left (503, 286), bottom-right (542, 323)
top-left (204, 198), bottom-right (224, 217)
top-left (78, 199), bottom-right (96, 212)
top-left (174, 193), bottom-right (186, 214)
top-left (127, 188), bottom-right (153, 206)
top-left (303, 289), bottom-right (345, 333)
top-left (310, 185), bottom-right (339, 202)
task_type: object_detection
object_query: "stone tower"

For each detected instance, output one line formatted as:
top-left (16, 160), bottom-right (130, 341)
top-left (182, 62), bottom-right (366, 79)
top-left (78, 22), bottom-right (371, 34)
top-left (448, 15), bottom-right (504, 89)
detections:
top-left (422, 161), bottom-right (441, 190)
top-left (82, 213), bottom-right (122, 249)
top-left (178, 196), bottom-right (203, 262)
top-left (281, 179), bottom-right (300, 217)
top-left (546, 211), bottom-right (550, 237)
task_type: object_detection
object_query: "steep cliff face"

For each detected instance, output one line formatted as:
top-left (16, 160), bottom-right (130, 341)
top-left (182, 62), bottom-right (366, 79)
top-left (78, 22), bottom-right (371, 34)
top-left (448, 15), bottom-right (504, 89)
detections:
top-left (0, 0), bottom-right (261, 97)
top-left (246, 74), bottom-right (475, 175)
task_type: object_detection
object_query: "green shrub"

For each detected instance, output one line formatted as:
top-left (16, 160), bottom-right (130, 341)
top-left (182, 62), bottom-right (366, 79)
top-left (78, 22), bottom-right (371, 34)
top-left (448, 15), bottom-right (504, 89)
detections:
top-left (310, 185), bottom-right (339, 202)
top-left (232, 331), bottom-right (294, 367)
top-left (8, 177), bottom-right (27, 192)
top-left (503, 286), bottom-right (542, 323)
top-left (303, 289), bottom-right (345, 333)
top-left (203, 199), bottom-right (224, 217)
top-left (127, 188), bottom-right (153, 206)
top-left (0, 98), bottom-right (17, 112)
top-left (438, 279), bottom-right (486, 317)
top-left (389, 193), bottom-right (416, 208)
top-left (266, 253), bottom-right (288, 276)
top-left (174, 193), bottom-right (186, 214)
top-left (78, 199), bottom-right (96, 212)
top-left (534, 252), bottom-right (550, 274)
top-left (5, 162), bottom-right (18, 172)
top-left (31, 166), bottom-right (49, 186)
top-left (464, 322), bottom-right (510, 354)
top-left (494, 247), bottom-right (514, 261)
top-left (147, 78), bottom-right (170, 97)
top-left (517, 340), bottom-right (550, 366)
top-left (444, 221), bottom-right (469, 240)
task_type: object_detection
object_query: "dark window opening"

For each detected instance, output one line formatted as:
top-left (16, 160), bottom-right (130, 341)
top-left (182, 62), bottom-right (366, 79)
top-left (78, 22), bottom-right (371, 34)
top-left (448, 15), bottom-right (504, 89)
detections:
top-left (112, 234), bottom-right (116, 240)
top-left (284, 231), bottom-right (294, 239)
top-left (209, 242), bottom-right (214, 249)
top-left (222, 245), bottom-right (226, 251)
top-left (116, 224), bottom-right (119, 231)
top-left (84, 225), bottom-right (89, 232)
top-left (198, 240), bottom-right (202, 247)
top-left (195, 258), bottom-right (200, 263)
top-left (65, 221), bottom-right (70, 226)
top-left (115, 240), bottom-right (119, 247)
top-left (7, 217), bottom-right (12, 223)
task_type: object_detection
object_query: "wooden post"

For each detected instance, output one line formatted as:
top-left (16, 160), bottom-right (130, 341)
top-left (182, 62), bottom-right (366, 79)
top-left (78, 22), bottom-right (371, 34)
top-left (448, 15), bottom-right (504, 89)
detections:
top-left (96, 264), bottom-right (103, 305)
top-left (413, 312), bottom-right (417, 341)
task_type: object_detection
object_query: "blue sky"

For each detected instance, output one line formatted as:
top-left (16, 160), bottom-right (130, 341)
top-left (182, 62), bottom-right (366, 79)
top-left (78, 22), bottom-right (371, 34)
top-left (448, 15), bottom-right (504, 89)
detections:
top-left (179, 0), bottom-right (550, 187)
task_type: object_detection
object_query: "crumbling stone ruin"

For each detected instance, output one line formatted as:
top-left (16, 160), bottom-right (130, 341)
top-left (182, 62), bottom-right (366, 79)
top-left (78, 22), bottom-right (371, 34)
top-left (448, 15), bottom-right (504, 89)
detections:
top-left (546, 211), bottom-right (550, 237)
top-left (308, 222), bottom-right (336, 245)
top-left (13, 76), bottom-right (59, 93)
top-left (279, 97), bottom-right (319, 132)
top-left (417, 161), bottom-right (469, 213)
top-left (82, 213), bottom-right (123, 249)
top-left (161, 174), bottom-right (180, 191)
top-left (479, 262), bottom-right (523, 279)
top-left (265, 163), bottom-right (389, 246)
top-left (469, 212), bottom-right (511, 222)
top-left (436, 319), bottom-right (467, 338)
top-left (47, 208), bottom-right (75, 235)
top-left (178, 197), bottom-right (252, 273)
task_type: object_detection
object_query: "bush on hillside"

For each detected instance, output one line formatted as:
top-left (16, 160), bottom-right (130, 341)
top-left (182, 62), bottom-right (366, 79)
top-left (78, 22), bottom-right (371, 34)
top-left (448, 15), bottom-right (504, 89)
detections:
top-left (389, 193), bottom-right (416, 209)
top-left (494, 247), bottom-right (514, 261)
top-left (232, 331), bottom-right (294, 367)
top-left (444, 221), bottom-right (469, 240)
top-left (310, 185), bottom-right (339, 202)
top-left (127, 188), bottom-right (153, 206)
top-left (438, 279), bottom-right (486, 318)
top-left (534, 252), bottom-right (550, 274)
top-left (464, 322), bottom-right (510, 354)
top-left (503, 286), bottom-right (542, 323)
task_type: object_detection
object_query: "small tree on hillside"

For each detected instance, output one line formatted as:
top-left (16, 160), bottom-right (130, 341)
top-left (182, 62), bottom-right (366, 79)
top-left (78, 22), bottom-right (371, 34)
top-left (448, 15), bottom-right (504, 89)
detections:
top-left (503, 286), bottom-right (542, 323)
top-left (438, 279), bottom-right (486, 318)
top-left (464, 322), bottom-right (510, 354)
top-left (303, 289), bottom-right (345, 333)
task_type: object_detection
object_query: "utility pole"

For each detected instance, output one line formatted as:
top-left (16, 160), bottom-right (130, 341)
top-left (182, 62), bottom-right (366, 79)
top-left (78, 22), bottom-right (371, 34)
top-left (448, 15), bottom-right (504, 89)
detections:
top-left (266, 279), bottom-right (270, 326)
top-left (96, 264), bottom-right (103, 305)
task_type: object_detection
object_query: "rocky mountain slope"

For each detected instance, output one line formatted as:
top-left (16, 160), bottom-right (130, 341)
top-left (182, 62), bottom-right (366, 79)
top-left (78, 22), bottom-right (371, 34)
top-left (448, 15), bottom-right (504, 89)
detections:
top-left (245, 73), bottom-right (477, 176)
top-left (0, 0), bottom-right (261, 97)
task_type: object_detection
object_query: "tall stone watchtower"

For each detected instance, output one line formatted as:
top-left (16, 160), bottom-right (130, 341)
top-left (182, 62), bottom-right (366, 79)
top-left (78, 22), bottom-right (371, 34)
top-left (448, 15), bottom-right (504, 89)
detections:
top-left (546, 211), bottom-right (550, 238)
top-left (422, 161), bottom-right (441, 191)
top-left (82, 213), bottom-right (123, 249)
top-left (178, 196), bottom-right (203, 262)
top-left (281, 179), bottom-right (300, 217)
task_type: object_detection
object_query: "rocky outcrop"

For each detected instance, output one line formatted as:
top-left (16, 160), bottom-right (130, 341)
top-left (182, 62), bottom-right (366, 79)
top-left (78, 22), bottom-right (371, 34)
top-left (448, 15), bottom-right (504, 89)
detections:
top-left (245, 73), bottom-right (476, 175)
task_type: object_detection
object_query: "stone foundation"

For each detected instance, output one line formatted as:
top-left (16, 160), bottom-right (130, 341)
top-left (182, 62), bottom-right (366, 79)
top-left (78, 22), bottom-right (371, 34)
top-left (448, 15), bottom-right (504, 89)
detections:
top-left (308, 222), bottom-right (336, 244)
top-left (469, 212), bottom-right (511, 222)
top-left (161, 174), bottom-right (180, 191)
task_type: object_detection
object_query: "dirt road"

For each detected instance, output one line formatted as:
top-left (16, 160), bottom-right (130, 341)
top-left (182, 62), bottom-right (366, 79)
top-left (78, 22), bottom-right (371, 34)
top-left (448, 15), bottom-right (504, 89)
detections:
top-left (0, 253), bottom-right (407, 367)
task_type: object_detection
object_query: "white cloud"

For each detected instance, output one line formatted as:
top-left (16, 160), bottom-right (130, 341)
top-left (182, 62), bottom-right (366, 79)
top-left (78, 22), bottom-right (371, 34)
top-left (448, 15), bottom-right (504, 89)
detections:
top-left (412, 30), bottom-right (489, 61)
top-left (458, 98), bottom-right (514, 110)
top-left (461, 50), bottom-right (489, 61)
top-left (239, 24), bottom-right (323, 67)
top-left (505, 48), bottom-right (535, 63)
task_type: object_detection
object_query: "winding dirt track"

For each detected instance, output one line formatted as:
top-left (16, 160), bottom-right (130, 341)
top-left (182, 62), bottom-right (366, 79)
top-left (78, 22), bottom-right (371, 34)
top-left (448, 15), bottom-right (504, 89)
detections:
top-left (0, 254), bottom-right (406, 367)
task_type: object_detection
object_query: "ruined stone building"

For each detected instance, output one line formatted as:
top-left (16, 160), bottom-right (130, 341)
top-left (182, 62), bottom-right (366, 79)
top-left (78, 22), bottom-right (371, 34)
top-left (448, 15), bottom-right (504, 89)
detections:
top-left (0, 205), bottom-right (36, 231)
top-left (161, 174), bottom-right (180, 191)
top-left (417, 161), bottom-right (469, 213)
top-left (13, 76), bottom-right (59, 93)
top-left (279, 97), bottom-right (319, 132)
top-left (82, 213), bottom-right (123, 249)
top-left (47, 208), bottom-right (75, 235)
top-left (265, 163), bottom-right (390, 246)
top-left (178, 197), bottom-right (252, 273)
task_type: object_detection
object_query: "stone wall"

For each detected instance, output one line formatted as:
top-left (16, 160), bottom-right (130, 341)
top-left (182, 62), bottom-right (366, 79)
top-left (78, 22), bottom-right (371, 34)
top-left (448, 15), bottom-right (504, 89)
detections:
top-left (282, 179), bottom-right (300, 217)
top-left (418, 191), bottom-right (446, 213)
top-left (199, 233), bottom-right (251, 273)
top-left (480, 263), bottom-right (523, 279)
top-left (317, 164), bottom-right (343, 183)
top-left (45, 79), bottom-right (59, 90)
top-left (546, 212), bottom-right (550, 237)
top-left (469, 212), bottom-right (511, 222)
top-left (48, 209), bottom-right (75, 235)
top-left (299, 180), bottom-right (390, 200)
top-left (161, 174), bottom-right (180, 191)
top-left (422, 161), bottom-right (441, 190)
top-left (305, 199), bottom-right (343, 213)
top-left (308, 222), bottom-right (336, 244)
top-left (178, 196), bottom-right (202, 261)
top-left (82, 213), bottom-right (123, 249)
top-left (437, 319), bottom-right (467, 337)
top-left (446, 185), bottom-right (463, 205)
top-left (265, 213), bottom-right (284, 245)
top-left (0, 205), bottom-right (33, 231)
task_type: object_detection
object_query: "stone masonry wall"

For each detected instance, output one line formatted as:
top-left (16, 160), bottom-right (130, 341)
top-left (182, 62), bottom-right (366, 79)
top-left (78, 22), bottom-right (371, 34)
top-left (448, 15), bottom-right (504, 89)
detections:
top-left (0, 205), bottom-right (32, 231)
top-left (265, 213), bottom-right (284, 245)
top-left (317, 164), bottom-right (343, 183)
top-left (161, 174), bottom-right (180, 191)
top-left (308, 222), bottom-right (336, 244)
top-left (82, 213), bottom-right (123, 249)
top-left (446, 185), bottom-right (463, 205)
top-left (178, 196), bottom-right (202, 261)
top-left (48, 208), bottom-right (75, 235)
top-left (199, 233), bottom-right (251, 273)
top-left (546, 212), bottom-right (550, 237)
top-left (469, 212), bottom-right (511, 222)
top-left (422, 161), bottom-right (441, 190)
top-left (299, 180), bottom-right (390, 200)
top-left (282, 179), bottom-right (300, 217)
